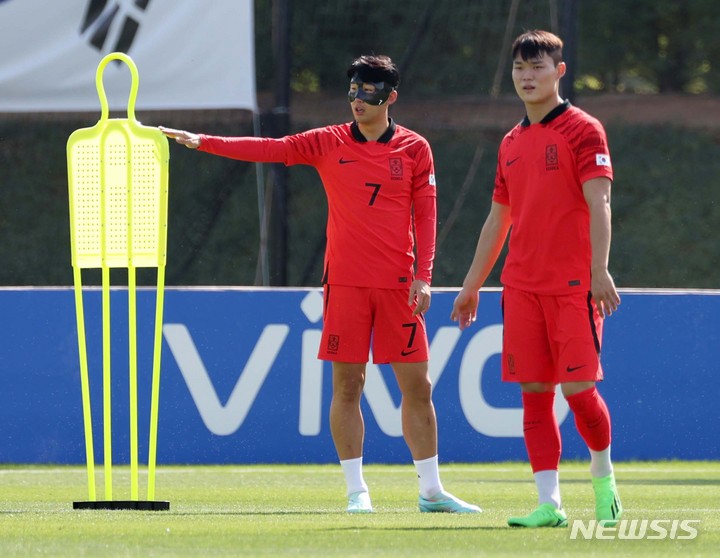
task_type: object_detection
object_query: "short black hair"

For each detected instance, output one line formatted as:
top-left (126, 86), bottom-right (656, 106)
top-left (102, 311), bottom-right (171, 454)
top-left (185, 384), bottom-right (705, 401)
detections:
top-left (512, 30), bottom-right (563, 66)
top-left (346, 55), bottom-right (400, 88)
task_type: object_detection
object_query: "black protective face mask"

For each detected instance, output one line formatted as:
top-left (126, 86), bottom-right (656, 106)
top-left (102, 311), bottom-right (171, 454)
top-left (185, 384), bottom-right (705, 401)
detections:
top-left (347, 75), bottom-right (393, 106)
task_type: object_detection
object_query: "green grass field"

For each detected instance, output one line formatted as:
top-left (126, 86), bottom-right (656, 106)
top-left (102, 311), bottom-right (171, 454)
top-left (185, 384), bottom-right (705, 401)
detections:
top-left (1, 461), bottom-right (717, 557)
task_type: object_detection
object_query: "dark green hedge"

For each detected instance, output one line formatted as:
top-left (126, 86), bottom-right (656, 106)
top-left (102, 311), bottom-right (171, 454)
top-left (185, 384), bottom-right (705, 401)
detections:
top-left (1, 114), bottom-right (718, 288)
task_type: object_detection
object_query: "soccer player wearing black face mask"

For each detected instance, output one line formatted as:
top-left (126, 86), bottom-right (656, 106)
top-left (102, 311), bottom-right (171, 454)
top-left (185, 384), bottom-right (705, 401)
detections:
top-left (160, 54), bottom-right (480, 515)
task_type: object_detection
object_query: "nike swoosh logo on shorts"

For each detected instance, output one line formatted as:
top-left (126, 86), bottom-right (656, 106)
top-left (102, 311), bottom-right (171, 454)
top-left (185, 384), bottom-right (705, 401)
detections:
top-left (566, 364), bottom-right (586, 372)
top-left (401, 348), bottom-right (419, 356)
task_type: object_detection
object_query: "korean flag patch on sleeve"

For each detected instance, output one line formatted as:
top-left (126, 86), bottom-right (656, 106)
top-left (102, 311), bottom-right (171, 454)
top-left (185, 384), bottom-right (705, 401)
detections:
top-left (596, 153), bottom-right (611, 167)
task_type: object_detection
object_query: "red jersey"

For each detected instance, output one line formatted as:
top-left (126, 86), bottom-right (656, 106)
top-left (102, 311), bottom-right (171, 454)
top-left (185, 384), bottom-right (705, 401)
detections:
top-left (198, 120), bottom-right (437, 289)
top-left (493, 101), bottom-right (613, 295)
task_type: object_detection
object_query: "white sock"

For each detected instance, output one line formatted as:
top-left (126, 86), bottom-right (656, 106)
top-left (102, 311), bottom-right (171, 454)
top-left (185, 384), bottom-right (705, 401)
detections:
top-left (340, 457), bottom-right (368, 496)
top-left (414, 455), bottom-right (443, 499)
top-left (590, 445), bottom-right (613, 478)
top-left (534, 469), bottom-right (561, 509)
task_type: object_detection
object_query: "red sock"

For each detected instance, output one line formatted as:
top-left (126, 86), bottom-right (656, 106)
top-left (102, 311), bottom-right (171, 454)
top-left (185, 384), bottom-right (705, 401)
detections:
top-left (565, 386), bottom-right (611, 451)
top-left (522, 391), bottom-right (561, 473)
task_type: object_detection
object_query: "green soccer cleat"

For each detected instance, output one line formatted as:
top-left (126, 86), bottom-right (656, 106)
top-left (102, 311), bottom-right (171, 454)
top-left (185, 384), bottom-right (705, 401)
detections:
top-left (418, 490), bottom-right (482, 513)
top-left (346, 491), bottom-right (373, 513)
top-left (592, 473), bottom-right (623, 526)
top-left (508, 503), bottom-right (568, 528)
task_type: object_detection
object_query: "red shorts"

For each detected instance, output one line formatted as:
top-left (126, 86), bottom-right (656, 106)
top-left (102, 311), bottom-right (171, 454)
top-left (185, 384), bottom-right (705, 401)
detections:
top-left (501, 285), bottom-right (604, 384)
top-left (317, 284), bottom-right (429, 364)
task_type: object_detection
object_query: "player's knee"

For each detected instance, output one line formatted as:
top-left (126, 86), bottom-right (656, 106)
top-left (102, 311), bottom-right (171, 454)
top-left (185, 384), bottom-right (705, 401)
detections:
top-left (332, 377), bottom-right (365, 401)
top-left (400, 378), bottom-right (432, 403)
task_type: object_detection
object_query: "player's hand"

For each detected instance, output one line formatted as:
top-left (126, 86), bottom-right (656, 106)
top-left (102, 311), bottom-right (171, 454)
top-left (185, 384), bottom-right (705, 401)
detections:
top-left (409, 279), bottom-right (431, 316)
top-left (158, 126), bottom-right (201, 149)
top-left (450, 287), bottom-right (479, 330)
top-left (591, 268), bottom-right (620, 318)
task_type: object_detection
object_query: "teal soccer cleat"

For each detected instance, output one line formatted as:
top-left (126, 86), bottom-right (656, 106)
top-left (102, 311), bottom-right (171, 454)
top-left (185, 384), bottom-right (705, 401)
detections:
top-left (346, 491), bottom-right (373, 513)
top-left (418, 490), bottom-right (482, 513)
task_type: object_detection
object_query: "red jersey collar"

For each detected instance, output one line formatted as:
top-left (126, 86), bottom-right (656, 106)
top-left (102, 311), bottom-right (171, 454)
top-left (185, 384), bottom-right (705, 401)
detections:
top-left (351, 118), bottom-right (397, 143)
top-left (521, 99), bottom-right (571, 127)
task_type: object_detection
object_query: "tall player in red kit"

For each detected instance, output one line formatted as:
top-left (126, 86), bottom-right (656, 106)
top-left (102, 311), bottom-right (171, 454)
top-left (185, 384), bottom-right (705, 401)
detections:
top-left (451, 31), bottom-right (623, 528)
top-left (161, 55), bottom-right (479, 514)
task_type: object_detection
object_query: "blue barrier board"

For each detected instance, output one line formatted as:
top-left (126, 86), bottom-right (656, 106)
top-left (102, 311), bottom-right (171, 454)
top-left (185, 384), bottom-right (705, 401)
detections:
top-left (0, 287), bottom-right (717, 464)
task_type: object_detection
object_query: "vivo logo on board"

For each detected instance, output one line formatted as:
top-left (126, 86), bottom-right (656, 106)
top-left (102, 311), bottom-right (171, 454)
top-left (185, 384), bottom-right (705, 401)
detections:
top-left (163, 291), bottom-right (570, 438)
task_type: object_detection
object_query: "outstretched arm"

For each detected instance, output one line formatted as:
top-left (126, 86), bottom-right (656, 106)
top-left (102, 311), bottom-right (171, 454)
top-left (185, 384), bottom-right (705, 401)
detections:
top-left (159, 126), bottom-right (289, 163)
top-left (450, 201), bottom-right (511, 329)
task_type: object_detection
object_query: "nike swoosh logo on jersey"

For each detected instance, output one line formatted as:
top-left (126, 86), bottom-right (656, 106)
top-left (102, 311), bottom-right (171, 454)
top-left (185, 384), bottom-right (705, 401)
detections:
top-left (339, 158), bottom-right (358, 164)
top-left (401, 348), bottom-right (420, 357)
top-left (566, 364), bottom-right (586, 372)
top-left (506, 156), bottom-right (521, 166)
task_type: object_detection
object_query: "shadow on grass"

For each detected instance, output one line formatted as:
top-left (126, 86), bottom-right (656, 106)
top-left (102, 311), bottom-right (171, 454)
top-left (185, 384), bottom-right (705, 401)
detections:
top-left (324, 525), bottom-right (506, 532)
top-left (481, 477), bottom-right (720, 487)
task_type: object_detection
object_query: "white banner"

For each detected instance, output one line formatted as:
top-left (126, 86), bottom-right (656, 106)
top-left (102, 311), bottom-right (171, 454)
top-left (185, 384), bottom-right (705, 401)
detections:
top-left (0, 0), bottom-right (257, 112)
